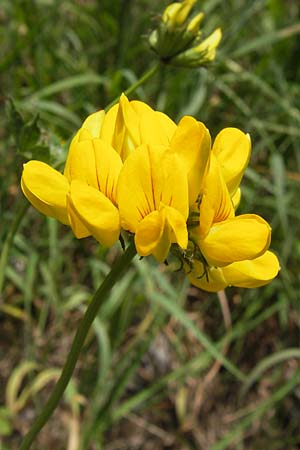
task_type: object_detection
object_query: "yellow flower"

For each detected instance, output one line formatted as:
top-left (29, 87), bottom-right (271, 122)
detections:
top-left (21, 112), bottom-right (122, 247)
top-left (21, 95), bottom-right (210, 253)
top-left (182, 126), bottom-right (279, 291)
top-left (21, 97), bottom-right (279, 291)
top-left (187, 251), bottom-right (280, 291)
top-left (190, 152), bottom-right (271, 267)
top-left (117, 143), bottom-right (189, 261)
top-left (110, 94), bottom-right (211, 206)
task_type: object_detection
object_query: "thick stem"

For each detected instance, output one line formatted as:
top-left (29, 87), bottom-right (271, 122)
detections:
top-left (19, 242), bottom-right (137, 450)
top-left (105, 63), bottom-right (160, 111)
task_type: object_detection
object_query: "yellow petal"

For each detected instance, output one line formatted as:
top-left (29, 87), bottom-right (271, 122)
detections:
top-left (92, 138), bottom-right (123, 204)
top-left (197, 153), bottom-right (234, 238)
top-left (212, 128), bottom-right (251, 196)
top-left (64, 137), bottom-right (122, 202)
top-left (163, 0), bottom-right (196, 27)
top-left (68, 180), bottom-right (120, 247)
top-left (100, 103), bottom-right (119, 145)
top-left (232, 187), bottom-right (241, 210)
top-left (135, 206), bottom-right (187, 262)
top-left (129, 98), bottom-right (154, 116)
top-left (65, 111), bottom-right (106, 179)
top-left (21, 161), bottom-right (69, 224)
top-left (163, 205), bottom-right (188, 249)
top-left (171, 116), bottom-right (211, 205)
top-left (81, 110), bottom-right (105, 138)
top-left (222, 251), bottom-right (280, 288)
top-left (67, 128), bottom-right (93, 154)
top-left (64, 139), bottom-right (98, 187)
top-left (187, 261), bottom-right (228, 292)
top-left (200, 214), bottom-right (271, 266)
top-left (66, 195), bottom-right (91, 239)
top-left (135, 210), bottom-right (165, 257)
top-left (101, 95), bottom-right (155, 160)
top-left (187, 12), bottom-right (204, 33)
top-left (112, 94), bottom-right (141, 160)
top-left (138, 110), bottom-right (176, 146)
top-left (117, 144), bottom-right (189, 232)
top-left (194, 28), bottom-right (222, 61)
top-left (76, 128), bottom-right (93, 142)
top-left (188, 250), bottom-right (280, 291)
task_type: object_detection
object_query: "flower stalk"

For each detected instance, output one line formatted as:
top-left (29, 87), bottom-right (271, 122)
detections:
top-left (19, 241), bottom-right (137, 450)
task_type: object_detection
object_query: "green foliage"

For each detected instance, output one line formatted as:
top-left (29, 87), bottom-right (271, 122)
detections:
top-left (1, 0), bottom-right (300, 449)
top-left (7, 100), bottom-right (50, 163)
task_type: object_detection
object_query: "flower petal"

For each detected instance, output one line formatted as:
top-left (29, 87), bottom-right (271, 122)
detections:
top-left (92, 138), bottom-right (123, 204)
top-left (188, 250), bottom-right (279, 291)
top-left (66, 195), bottom-right (91, 239)
top-left (164, 205), bottom-right (188, 250)
top-left (200, 214), bottom-right (272, 266)
top-left (222, 251), bottom-right (280, 288)
top-left (197, 153), bottom-right (234, 238)
top-left (138, 110), bottom-right (176, 146)
top-left (129, 98), bottom-right (154, 116)
top-left (81, 110), bottom-right (105, 138)
top-left (21, 161), bottom-right (69, 224)
top-left (193, 28), bottom-right (222, 61)
top-left (64, 111), bottom-right (106, 180)
top-left (68, 180), bottom-right (120, 247)
top-left (64, 139), bottom-right (98, 187)
top-left (100, 103), bottom-right (119, 144)
top-left (111, 94), bottom-right (141, 159)
top-left (212, 128), bottom-right (251, 195)
top-left (135, 205), bottom-right (187, 262)
top-left (135, 210), bottom-right (165, 257)
top-left (64, 137), bottom-right (122, 203)
top-left (187, 261), bottom-right (228, 292)
top-left (117, 143), bottom-right (189, 232)
top-left (104, 94), bottom-right (156, 161)
top-left (232, 187), bottom-right (241, 210)
top-left (171, 116), bottom-right (211, 205)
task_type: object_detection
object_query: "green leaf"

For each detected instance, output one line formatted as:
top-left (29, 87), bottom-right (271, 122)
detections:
top-left (232, 24), bottom-right (300, 58)
top-left (6, 99), bottom-right (52, 162)
top-left (208, 370), bottom-right (300, 450)
top-left (18, 115), bottom-right (41, 152)
top-left (5, 361), bottom-right (39, 414)
top-left (25, 144), bottom-right (51, 163)
top-left (241, 348), bottom-right (300, 398)
top-left (6, 98), bottom-right (25, 148)
top-left (28, 73), bottom-right (108, 101)
top-left (0, 408), bottom-right (12, 437)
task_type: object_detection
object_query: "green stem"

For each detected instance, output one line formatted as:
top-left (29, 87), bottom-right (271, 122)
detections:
top-left (0, 199), bottom-right (29, 295)
top-left (19, 242), bottom-right (137, 450)
top-left (105, 63), bottom-right (160, 111)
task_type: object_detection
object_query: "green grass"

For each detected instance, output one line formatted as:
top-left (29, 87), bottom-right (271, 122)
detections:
top-left (1, 0), bottom-right (300, 449)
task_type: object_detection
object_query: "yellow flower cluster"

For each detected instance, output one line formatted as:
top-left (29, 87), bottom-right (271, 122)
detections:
top-left (21, 95), bottom-right (279, 291)
top-left (149, 0), bottom-right (222, 67)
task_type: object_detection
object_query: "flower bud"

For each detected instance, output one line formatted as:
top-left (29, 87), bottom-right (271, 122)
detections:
top-left (171, 28), bottom-right (222, 67)
top-left (149, 1), bottom-right (221, 67)
top-left (186, 12), bottom-right (204, 33)
top-left (162, 0), bottom-right (196, 29)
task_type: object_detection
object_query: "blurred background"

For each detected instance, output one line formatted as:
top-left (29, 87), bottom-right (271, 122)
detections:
top-left (1, 0), bottom-right (300, 449)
